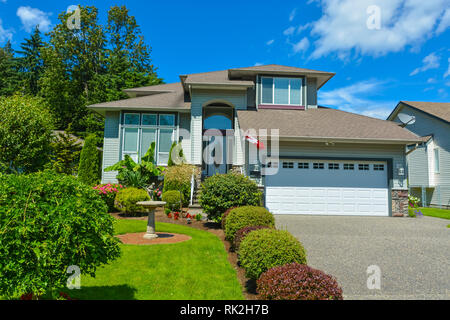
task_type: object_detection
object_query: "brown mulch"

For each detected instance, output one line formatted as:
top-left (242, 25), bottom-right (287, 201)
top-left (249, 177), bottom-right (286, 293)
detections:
top-left (111, 208), bottom-right (258, 300)
top-left (116, 232), bottom-right (191, 245)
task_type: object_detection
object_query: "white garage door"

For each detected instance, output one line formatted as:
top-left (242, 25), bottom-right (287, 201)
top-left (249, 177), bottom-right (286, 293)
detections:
top-left (265, 160), bottom-right (389, 216)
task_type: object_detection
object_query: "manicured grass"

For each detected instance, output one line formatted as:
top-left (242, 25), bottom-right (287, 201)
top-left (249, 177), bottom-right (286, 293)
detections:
top-left (61, 219), bottom-right (244, 300)
top-left (419, 207), bottom-right (450, 220)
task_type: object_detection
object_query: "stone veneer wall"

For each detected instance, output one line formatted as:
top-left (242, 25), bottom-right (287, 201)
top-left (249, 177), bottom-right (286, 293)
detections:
top-left (392, 189), bottom-right (409, 217)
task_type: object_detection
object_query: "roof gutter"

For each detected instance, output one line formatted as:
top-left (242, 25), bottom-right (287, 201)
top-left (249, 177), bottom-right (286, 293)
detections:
top-left (276, 135), bottom-right (423, 145)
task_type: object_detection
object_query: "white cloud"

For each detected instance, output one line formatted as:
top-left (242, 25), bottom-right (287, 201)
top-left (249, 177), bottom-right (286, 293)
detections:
top-left (292, 37), bottom-right (310, 53)
top-left (289, 8), bottom-right (297, 22)
top-left (266, 39), bottom-right (274, 46)
top-left (308, 0), bottom-right (449, 59)
top-left (427, 78), bottom-right (437, 83)
top-left (254, 62), bottom-right (264, 67)
top-left (283, 26), bottom-right (296, 36)
top-left (410, 52), bottom-right (440, 76)
top-left (436, 8), bottom-right (450, 34)
top-left (444, 58), bottom-right (450, 78)
top-left (0, 19), bottom-right (13, 43)
top-left (17, 6), bottom-right (52, 33)
top-left (318, 80), bottom-right (395, 119)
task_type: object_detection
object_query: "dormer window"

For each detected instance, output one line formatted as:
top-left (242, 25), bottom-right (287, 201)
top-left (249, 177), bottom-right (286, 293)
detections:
top-left (261, 77), bottom-right (303, 106)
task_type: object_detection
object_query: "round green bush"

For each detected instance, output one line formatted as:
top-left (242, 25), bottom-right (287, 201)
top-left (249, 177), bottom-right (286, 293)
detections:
top-left (225, 206), bottom-right (274, 242)
top-left (233, 225), bottom-right (271, 251)
top-left (0, 171), bottom-right (121, 298)
top-left (221, 207), bottom-right (237, 230)
top-left (257, 263), bottom-right (343, 300)
top-left (0, 95), bottom-right (54, 173)
top-left (239, 229), bottom-right (307, 280)
top-left (199, 173), bottom-right (262, 222)
top-left (115, 187), bottom-right (150, 215)
top-left (162, 190), bottom-right (183, 212)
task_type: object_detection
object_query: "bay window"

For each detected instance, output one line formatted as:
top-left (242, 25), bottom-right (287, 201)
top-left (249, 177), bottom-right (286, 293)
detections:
top-left (122, 112), bottom-right (176, 166)
top-left (261, 77), bottom-right (303, 106)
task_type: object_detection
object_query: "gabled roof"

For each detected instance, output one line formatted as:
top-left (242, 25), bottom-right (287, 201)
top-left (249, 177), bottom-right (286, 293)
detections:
top-left (388, 101), bottom-right (450, 124)
top-left (237, 107), bottom-right (421, 144)
top-left (228, 64), bottom-right (335, 89)
top-left (88, 82), bottom-right (190, 116)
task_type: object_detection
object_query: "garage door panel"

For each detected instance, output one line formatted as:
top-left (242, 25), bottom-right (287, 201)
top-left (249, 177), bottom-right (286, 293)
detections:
top-left (265, 160), bottom-right (389, 217)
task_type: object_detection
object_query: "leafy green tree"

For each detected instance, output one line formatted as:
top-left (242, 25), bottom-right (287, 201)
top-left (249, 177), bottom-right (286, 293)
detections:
top-left (0, 95), bottom-right (54, 173)
top-left (0, 171), bottom-right (121, 299)
top-left (49, 131), bottom-right (82, 175)
top-left (78, 134), bottom-right (100, 185)
top-left (39, 5), bottom-right (162, 133)
top-left (16, 27), bottom-right (44, 95)
top-left (0, 41), bottom-right (20, 96)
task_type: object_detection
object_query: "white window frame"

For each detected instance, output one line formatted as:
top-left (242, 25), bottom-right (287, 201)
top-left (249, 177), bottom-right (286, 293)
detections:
top-left (122, 112), bottom-right (176, 166)
top-left (434, 148), bottom-right (440, 174)
top-left (261, 77), bottom-right (303, 106)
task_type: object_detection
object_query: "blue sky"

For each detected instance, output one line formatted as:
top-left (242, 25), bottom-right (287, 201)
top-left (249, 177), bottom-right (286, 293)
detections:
top-left (1, 0), bottom-right (449, 119)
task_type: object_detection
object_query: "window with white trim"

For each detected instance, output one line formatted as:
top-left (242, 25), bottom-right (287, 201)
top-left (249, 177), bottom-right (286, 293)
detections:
top-left (298, 163), bottom-right (309, 169)
top-left (122, 112), bottom-right (176, 166)
top-left (328, 163), bottom-right (340, 170)
top-left (434, 148), bottom-right (440, 173)
top-left (344, 164), bottom-right (355, 170)
top-left (313, 163), bottom-right (325, 170)
top-left (359, 164), bottom-right (370, 171)
top-left (373, 164), bottom-right (385, 171)
top-left (282, 162), bottom-right (294, 169)
top-left (261, 77), bottom-right (303, 106)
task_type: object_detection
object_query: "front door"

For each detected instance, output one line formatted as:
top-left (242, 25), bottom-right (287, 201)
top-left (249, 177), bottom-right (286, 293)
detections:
top-left (203, 130), bottom-right (234, 177)
top-left (205, 134), bottom-right (228, 176)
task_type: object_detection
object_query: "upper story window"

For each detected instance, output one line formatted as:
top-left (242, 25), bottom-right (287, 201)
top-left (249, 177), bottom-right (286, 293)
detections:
top-left (261, 77), bottom-right (303, 106)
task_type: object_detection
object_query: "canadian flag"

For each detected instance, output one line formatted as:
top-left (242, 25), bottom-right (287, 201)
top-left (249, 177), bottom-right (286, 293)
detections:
top-left (245, 132), bottom-right (265, 150)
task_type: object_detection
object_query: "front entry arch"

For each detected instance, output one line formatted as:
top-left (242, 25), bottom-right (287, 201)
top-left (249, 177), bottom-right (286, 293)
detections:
top-left (202, 103), bottom-right (234, 177)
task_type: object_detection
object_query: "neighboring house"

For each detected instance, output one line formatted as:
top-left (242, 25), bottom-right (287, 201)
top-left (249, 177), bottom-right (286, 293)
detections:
top-left (387, 101), bottom-right (450, 209)
top-left (88, 64), bottom-right (420, 217)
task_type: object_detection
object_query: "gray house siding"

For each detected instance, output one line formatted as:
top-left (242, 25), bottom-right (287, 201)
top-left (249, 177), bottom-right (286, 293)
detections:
top-left (306, 78), bottom-right (318, 109)
top-left (179, 112), bottom-right (191, 163)
top-left (101, 111), bottom-right (121, 183)
top-left (406, 144), bottom-right (429, 186)
top-left (393, 105), bottom-right (450, 207)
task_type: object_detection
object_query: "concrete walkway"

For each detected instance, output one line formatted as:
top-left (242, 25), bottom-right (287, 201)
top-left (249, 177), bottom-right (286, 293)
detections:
top-left (275, 215), bottom-right (450, 300)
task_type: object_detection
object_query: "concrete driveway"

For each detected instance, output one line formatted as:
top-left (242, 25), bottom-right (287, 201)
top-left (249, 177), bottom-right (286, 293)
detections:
top-left (276, 215), bottom-right (450, 300)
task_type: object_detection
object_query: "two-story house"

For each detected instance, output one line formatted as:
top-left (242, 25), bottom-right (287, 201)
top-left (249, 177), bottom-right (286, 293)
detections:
top-left (388, 101), bottom-right (450, 209)
top-left (88, 64), bottom-right (420, 217)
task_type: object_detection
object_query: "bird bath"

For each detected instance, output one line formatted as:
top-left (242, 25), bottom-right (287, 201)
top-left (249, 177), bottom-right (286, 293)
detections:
top-left (136, 201), bottom-right (166, 239)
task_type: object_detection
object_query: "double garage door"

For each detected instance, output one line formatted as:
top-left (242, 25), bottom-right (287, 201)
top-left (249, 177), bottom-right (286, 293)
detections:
top-left (265, 160), bottom-right (389, 216)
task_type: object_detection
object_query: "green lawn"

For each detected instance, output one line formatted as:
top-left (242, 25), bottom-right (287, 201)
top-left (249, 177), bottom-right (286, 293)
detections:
top-left (419, 207), bottom-right (450, 220)
top-left (61, 219), bottom-right (244, 300)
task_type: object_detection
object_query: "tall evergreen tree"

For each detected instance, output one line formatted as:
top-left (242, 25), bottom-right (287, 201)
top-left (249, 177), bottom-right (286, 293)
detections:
top-left (0, 41), bottom-right (20, 96)
top-left (16, 27), bottom-right (44, 95)
top-left (78, 134), bottom-right (100, 185)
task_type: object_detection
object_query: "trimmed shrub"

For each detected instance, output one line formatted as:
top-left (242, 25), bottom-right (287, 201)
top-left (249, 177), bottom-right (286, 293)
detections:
top-left (225, 206), bottom-right (274, 242)
top-left (163, 164), bottom-right (199, 206)
top-left (239, 229), bottom-right (307, 280)
top-left (221, 207), bottom-right (237, 229)
top-left (162, 190), bottom-right (183, 212)
top-left (0, 95), bottom-right (54, 173)
top-left (257, 263), bottom-right (343, 300)
top-left (233, 225), bottom-right (271, 251)
top-left (115, 187), bottom-right (150, 215)
top-left (78, 134), bottom-right (100, 186)
top-left (199, 173), bottom-right (262, 222)
top-left (0, 171), bottom-right (121, 298)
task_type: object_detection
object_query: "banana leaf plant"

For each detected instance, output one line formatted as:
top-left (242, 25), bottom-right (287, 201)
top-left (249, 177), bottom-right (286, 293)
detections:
top-left (105, 142), bottom-right (164, 188)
